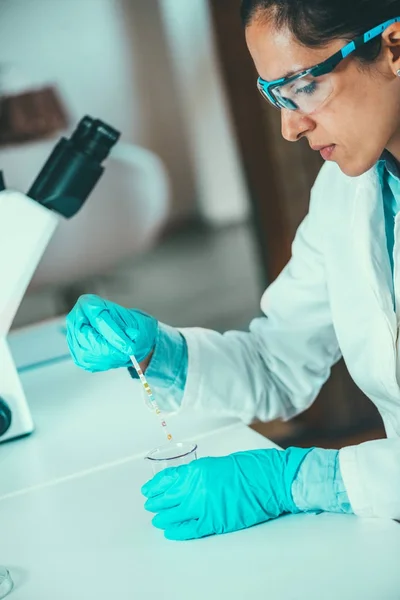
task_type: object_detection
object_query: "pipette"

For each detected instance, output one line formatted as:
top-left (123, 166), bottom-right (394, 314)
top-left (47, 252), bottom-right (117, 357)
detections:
top-left (129, 355), bottom-right (173, 442)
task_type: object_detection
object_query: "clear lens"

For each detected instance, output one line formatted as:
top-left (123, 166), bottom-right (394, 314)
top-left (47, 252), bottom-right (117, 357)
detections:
top-left (274, 73), bottom-right (333, 114)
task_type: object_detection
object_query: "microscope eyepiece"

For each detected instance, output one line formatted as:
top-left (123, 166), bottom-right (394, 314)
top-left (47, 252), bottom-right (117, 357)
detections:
top-left (27, 116), bottom-right (121, 218)
top-left (70, 117), bottom-right (119, 163)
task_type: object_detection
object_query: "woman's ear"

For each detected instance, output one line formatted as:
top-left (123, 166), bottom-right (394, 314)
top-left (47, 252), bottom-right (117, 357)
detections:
top-left (382, 22), bottom-right (400, 76)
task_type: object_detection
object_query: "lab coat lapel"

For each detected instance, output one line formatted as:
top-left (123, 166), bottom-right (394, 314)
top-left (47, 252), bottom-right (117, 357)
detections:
top-left (346, 168), bottom-right (399, 403)
top-left (352, 168), bottom-right (396, 323)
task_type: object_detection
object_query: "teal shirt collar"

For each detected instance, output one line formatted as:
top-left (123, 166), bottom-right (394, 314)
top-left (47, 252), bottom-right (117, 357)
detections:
top-left (379, 150), bottom-right (400, 181)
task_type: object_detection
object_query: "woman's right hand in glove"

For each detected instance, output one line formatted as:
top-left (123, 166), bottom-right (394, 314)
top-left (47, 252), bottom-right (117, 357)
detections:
top-left (66, 294), bottom-right (158, 372)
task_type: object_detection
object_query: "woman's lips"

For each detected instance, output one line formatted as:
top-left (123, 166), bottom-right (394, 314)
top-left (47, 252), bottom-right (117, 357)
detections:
top-left (320, 145), bottom-right (336, 160)
top-left (312, 144), bottom-right (336, 160)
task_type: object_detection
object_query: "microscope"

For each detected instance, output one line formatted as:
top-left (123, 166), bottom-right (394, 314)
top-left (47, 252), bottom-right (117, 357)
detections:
top-left (0, 116), bottom-right (120, 443)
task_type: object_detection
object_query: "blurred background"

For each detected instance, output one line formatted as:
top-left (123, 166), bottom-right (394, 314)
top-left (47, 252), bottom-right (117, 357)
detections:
top-left (4, 0), bottom-right (385, 447)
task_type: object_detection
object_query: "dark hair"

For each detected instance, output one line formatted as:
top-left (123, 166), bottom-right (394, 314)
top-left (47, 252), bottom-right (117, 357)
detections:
top-left (240, 0), bottom-right (400, 63)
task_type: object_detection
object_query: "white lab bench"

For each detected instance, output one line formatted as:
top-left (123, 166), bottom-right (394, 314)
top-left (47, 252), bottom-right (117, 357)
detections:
top-left (2, 321), bottom-right (400, 599)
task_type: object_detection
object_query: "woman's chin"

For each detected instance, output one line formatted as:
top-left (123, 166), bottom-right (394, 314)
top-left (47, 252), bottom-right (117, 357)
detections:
top-left (336, 154), bottom-right (377, 178)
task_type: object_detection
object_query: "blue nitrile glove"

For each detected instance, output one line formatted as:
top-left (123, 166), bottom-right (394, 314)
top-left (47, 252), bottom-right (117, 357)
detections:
top-left (142, 447), bottom-right (313, 541)
top-left (66, 294), bottom-right (158, 372)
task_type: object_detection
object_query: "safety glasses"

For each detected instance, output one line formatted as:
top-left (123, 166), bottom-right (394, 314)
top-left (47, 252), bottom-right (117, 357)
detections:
top-left (257, 17), bottom-right (400, 114)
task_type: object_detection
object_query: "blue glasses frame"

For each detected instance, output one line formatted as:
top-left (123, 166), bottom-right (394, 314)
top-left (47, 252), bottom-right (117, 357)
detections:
top-left (257, 17), bottom-right (400, 111)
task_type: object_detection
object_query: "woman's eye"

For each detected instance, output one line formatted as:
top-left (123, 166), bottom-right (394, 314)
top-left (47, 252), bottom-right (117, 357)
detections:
top-left (295, 81), bottom-right (317, 96)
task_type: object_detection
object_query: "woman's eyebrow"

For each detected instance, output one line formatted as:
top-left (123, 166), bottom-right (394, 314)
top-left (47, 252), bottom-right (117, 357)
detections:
top-left (282, 63), bottom-right (316, 79)
top-left (263, 63), bottom-right (314, 83)
top-left (282, 69), bottom-right (296, 78)
top-left (263, 65), bottom-right (310, 82)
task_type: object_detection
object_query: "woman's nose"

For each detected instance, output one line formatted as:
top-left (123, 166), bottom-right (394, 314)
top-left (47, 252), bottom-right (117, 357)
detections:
top-left (281, 109), bottom-right (315, 142)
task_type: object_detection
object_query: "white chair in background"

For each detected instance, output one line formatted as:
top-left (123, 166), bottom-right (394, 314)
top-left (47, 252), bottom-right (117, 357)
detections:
top-left (0, 137), bottom-right (170, 306)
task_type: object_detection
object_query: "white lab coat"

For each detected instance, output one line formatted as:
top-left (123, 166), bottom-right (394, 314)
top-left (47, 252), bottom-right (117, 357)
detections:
top-left (180, 160), bottom-right (400, 520)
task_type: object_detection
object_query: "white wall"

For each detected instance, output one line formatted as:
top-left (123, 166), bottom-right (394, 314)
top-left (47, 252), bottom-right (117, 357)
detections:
top-left (0, 0), bottom-right (196, 219)
top-left (0, 0), bottom-right (249, 224)
top-left (119, 0), bottom-right (196, 220)
top-left (160, 0), bottom-right (250, 225)
top-left (0, 0), bottom-right (138, 137)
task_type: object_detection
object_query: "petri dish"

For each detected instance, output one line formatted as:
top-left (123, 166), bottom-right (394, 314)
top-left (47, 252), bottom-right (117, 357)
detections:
top-left (145, 441), bottom-right (197, 475)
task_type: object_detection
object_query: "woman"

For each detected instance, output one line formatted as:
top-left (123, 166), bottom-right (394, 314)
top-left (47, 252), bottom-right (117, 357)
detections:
top-left (67, 0), bottom-right (400, 540)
